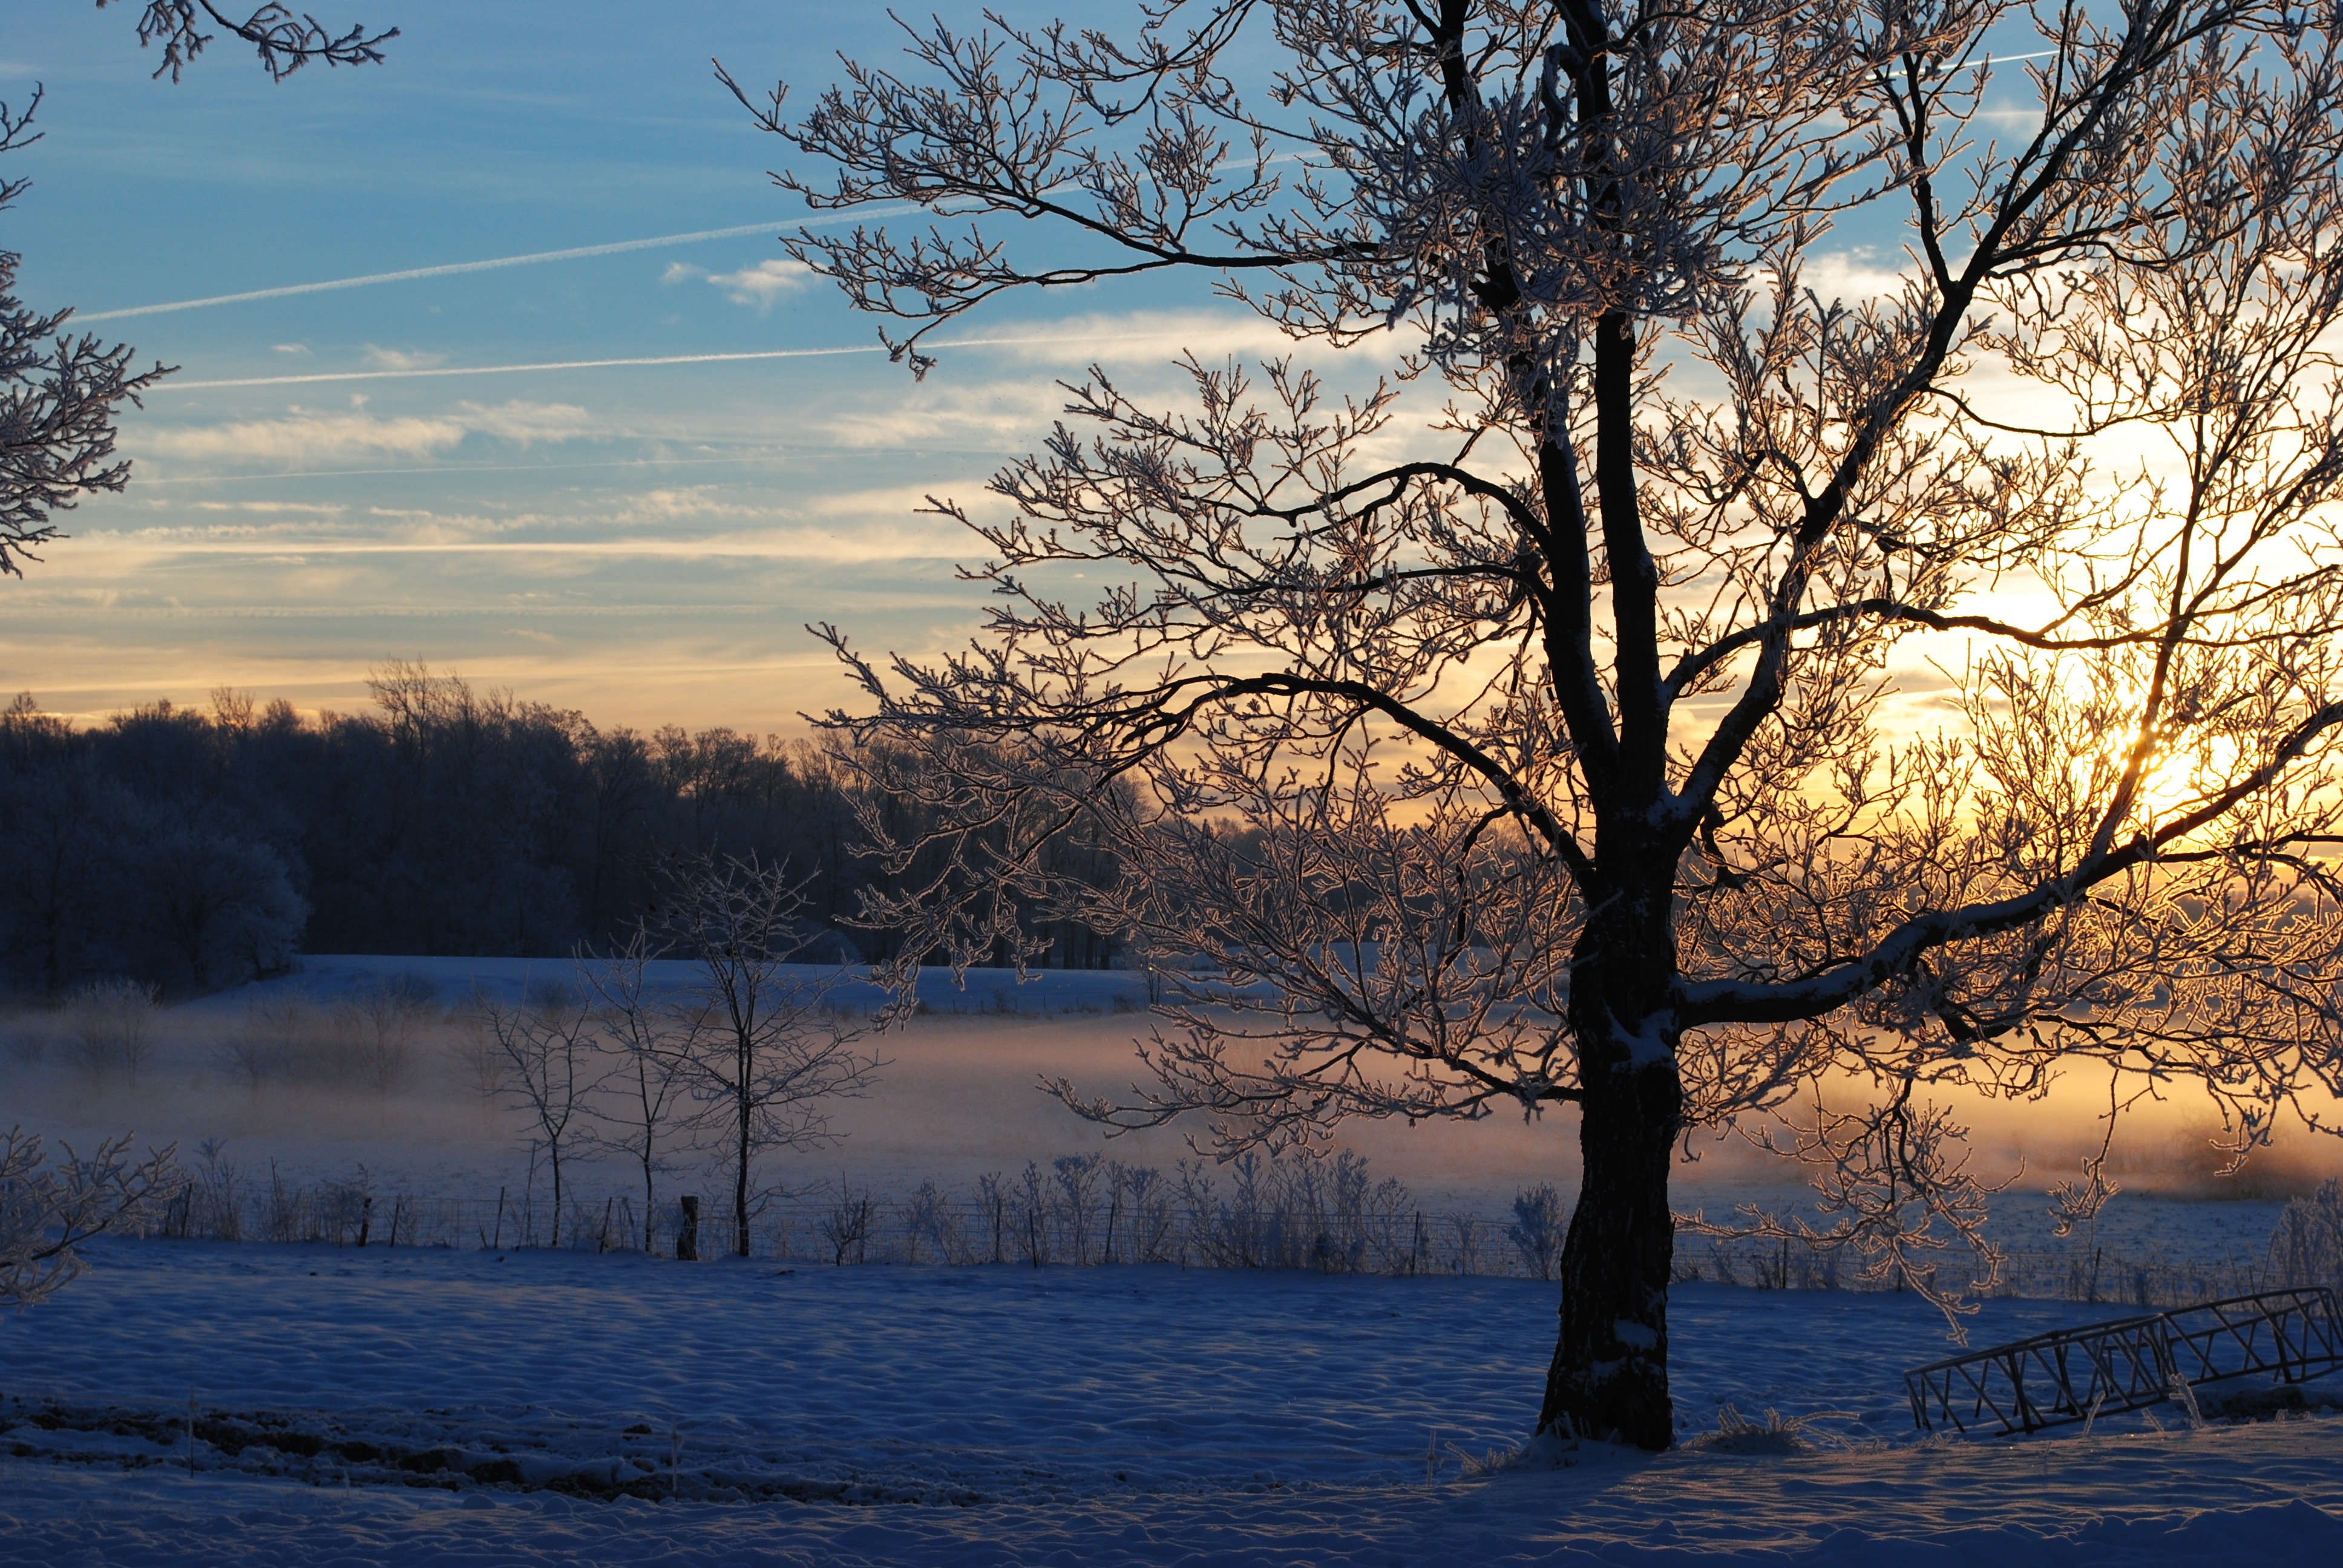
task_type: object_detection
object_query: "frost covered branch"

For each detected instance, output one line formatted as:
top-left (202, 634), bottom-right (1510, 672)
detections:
top-left (107, 2), bottom-right (397, 82)
top-left (0, 1126), bottom-right (181, 1309)
top-left (1, 90), bottom-right (171, 577)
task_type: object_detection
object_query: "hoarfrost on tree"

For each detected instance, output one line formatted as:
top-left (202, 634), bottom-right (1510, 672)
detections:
top-left (735, 0), bottom-right (2343, 1448)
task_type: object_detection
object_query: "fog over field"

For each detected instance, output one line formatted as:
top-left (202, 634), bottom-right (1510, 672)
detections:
top-left (7, 955), bottom-right (2335, 1224)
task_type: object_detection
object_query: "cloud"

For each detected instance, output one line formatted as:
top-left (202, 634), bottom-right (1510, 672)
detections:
top-left (1797, 249), bottom-right (1917, 305)
top-left (141, 399), bottom-right (601, 465)
top-left (454, 399), bottom-right (601, 445)
top-left (272, 343), bottom-right (311, 356)
top-left (706, 259), bottom-right (813, 310)
top-left (146, 410), bottom-right (472, 463)
top-left (362, 345), bottom-right (448, 371)
top-left (188, 500), bottom-right (349, 515)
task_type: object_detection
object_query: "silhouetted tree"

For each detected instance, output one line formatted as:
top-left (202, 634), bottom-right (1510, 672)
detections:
top-left (756, 0), bottom-right (2343, 1447)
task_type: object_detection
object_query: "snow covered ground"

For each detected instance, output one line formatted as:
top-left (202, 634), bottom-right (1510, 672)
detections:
top-left (4, 1236), bottom-right (2342, 1564)
top-left (10, 955), bottom-right (2343, 1561)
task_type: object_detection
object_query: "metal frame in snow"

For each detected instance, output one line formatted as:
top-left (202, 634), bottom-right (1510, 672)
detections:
top-left (1904, 1287), bottom-right (2343, 1437)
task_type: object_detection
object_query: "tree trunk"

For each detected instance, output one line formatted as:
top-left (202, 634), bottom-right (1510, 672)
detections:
top-left (735, 1079), bottom-right (752, 1258)
top-left (1538, 906), bottom-right (1684, 1451)
top-left (1538, 1062), bottom-right (1680, 1448)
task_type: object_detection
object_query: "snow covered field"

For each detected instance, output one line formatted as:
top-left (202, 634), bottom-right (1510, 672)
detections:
top-left (10, 954), bottom-right (2343, 1562)
top-left (4, 1237), bottom-right (2342, 1564)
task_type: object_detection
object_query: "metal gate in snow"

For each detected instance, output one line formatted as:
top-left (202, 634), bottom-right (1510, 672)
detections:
top-left (1905, 1287), bottom-right (2343, 1436)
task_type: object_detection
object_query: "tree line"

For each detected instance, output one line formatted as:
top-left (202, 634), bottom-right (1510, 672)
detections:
top-left (0, 662), bottom-right (1130, 998)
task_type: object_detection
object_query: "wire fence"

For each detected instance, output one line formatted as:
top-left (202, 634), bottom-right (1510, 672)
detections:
top-left (1670, 1230), bottom-right (2304, 1310)
top-left (138, 1154), bottom-right (2343, 1308)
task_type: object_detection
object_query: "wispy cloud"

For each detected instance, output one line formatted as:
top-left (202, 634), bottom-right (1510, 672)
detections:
top-left (188, 500), bottom-right (349, 515)
top-left (362, 345), bottom-right (448, 371)
top-left (707, 258), bottom-right (814, 309)
top-left (457, 400), bottom-right (601, 444)
top-left (142, 400), bottom-right (599, 465)
top-left (146, 410), bottom-right (473, 463)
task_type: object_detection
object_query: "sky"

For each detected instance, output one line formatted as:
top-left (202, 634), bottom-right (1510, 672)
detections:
top-left (0, 1), bottom-right (1301, 733)
top-left (1, 5), bottom-right (2078, 740)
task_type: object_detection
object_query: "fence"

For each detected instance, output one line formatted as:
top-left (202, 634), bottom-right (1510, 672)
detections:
top-left (1670, 1232), bottom-right (2295, 1311)
top-left (147, 1152), bottom-right (1525, 1275)
top-left (136, 1155), bottom-right (2343, 1305)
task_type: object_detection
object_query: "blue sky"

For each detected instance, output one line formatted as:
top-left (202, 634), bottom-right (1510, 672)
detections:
top-left (3, 4), bottom-right (2058, 736)
top-left (1, 2), bottom-right (1285, 731)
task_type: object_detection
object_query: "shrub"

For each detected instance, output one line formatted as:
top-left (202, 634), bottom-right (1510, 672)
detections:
top-left (66, 977), bottom-right (159, 1087)
top-left (2270, 1179), bottom-right (2343, 1296)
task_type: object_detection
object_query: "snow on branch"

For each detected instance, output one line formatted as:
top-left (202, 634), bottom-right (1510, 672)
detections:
top-left (110, 2), bottom-right (397, 82)
top-left (0, 1126), bottom-right (182, 1310)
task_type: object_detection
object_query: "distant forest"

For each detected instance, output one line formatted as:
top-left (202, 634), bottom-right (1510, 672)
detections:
top-left (0, 664), bottom-right (1126, 997)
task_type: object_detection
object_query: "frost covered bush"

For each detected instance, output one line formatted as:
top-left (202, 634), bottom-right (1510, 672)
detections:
top-left (2269, 1180), bottom-right (2343, 1296)
top-left (1178, 1149), bottom-right (1419, 1273)
top-left (339, 973), bottom-right (439, 1093)
top-left (1509, 1184), bottom-right (1567, 1282)
top-left (66, 977), bottom-right (159, 1088)
top-left (217, 995), bottom-right (309, 1089)
top-left (822, 1187), bottom-right (875, 1266)
top-left (217, 981), bottom-right (439, 1093)
top-left (0, 1125), bottom-right (179, 1307)
top-left (159, 1138), bottom-right (246, 1242)
top-left (1106, 1161), bottom-right (1176, 1265)
top-left (900, 1180), bottom-right (957, 1265)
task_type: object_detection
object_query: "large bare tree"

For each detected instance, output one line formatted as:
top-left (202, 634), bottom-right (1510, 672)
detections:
top-left (742, 2), bottom-right (2343, 1448)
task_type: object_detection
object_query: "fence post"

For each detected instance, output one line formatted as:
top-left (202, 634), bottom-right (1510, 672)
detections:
top-left (678, 1195), bottom-right (700, 1262)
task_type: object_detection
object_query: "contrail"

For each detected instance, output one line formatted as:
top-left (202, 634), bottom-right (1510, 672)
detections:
top-left (75, 209), bottom-right (914, 324)
top-left (167, 345), bottom-right (882, 390)
top-left (162, 332), bottom-right (1158, 390)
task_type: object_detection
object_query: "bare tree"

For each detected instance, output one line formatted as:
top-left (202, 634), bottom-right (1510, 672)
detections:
top-left (477, 982), bottom-right (595, 1248)
top-left (577, 929), bottom-right (693, 1252)
top-left (660, 854), bottom-right (885, 1258)
top-left (750, 2), bottom-right (2343, 1447)
top-left (1, 8), bottom-right (392, 576)
top-left (1, 1125), bottom-right (179, 1308)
